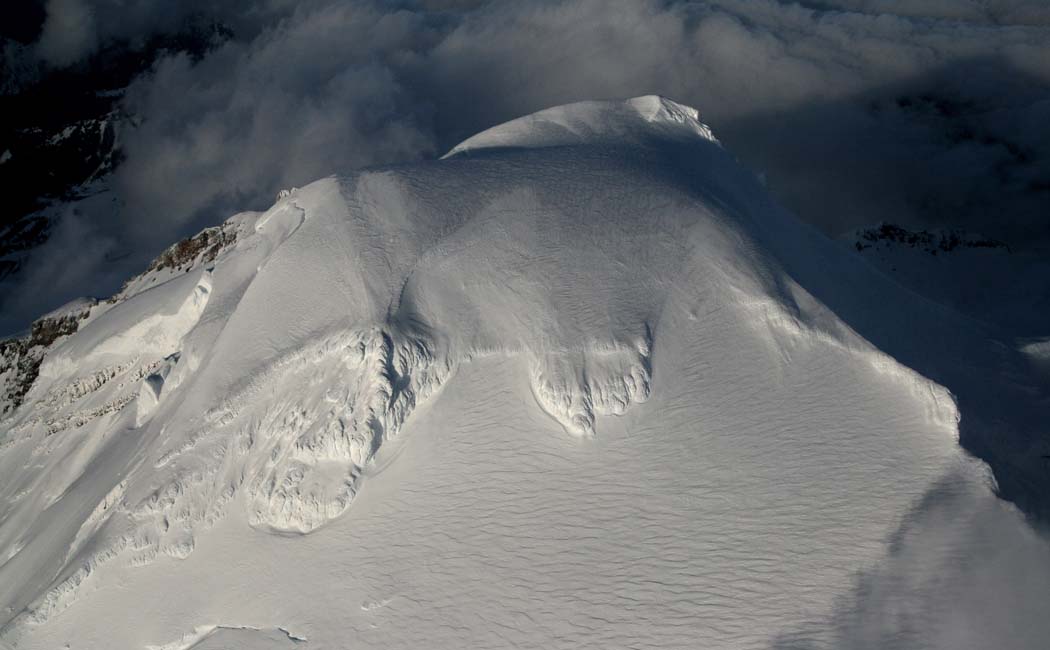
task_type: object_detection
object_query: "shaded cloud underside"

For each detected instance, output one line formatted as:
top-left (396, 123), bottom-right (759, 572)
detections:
top-left (1, 0), bottom-right (1048, 331)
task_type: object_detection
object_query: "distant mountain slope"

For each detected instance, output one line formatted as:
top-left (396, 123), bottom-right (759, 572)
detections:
top-left (0, 19), bottom-right (231, 282)
top-left (0, 97), bottom-right (1047, 650)
top-left (846, 223), bottom-right (1050, 337)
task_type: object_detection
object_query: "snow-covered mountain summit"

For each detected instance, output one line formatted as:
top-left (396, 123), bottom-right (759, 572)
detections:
top-left (445, 95), bottom-right (718, 156)
top-left (0, 97), bottom-right (1047, 650)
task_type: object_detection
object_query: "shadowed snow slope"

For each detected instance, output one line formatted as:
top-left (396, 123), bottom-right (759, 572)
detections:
top-left (0, 97), bottom-right (1047, 649)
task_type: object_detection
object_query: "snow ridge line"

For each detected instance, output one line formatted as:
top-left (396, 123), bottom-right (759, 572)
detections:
top-left (736, 283), bottom-right (960, 434)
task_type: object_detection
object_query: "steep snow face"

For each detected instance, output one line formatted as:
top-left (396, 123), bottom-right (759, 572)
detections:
top-left (0, 96), bottom-right (1047, 649)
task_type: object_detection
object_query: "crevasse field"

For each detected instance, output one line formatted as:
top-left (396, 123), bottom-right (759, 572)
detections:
top-left (1, 97), bottom-right (1048, 649)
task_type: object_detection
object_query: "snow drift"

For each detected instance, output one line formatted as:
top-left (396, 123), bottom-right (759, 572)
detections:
top-left (0, 96), bottom-right (1047, 650)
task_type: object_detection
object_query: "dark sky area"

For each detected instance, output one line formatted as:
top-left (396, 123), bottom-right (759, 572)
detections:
top-left (1, 0), bottom-right (1048, 333)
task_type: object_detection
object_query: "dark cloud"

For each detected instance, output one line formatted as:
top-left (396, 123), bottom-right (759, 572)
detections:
top-left (109, 0), bottom-right (1050, 245)
top-left (2, 0), bottom-right (1049, 333)
top-left (36, 0), bottom-right (97, 67)
top-left (30, 0), bottom-right (299, 66)
top-left (799, 0), bottom-right (1050, 25)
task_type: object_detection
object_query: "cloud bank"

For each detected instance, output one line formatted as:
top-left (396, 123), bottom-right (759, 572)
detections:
top-left (2, 0), bottom-right (1049, 331)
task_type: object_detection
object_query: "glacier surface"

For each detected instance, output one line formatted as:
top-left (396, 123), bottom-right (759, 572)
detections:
top-left (0, 96), bottom-right (1047, 649)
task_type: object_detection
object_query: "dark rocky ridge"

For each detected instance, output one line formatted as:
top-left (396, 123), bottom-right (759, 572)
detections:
top-left (0, 217), bottom-right (239, 415)
top-left (0, 307), bottom-right (92, 415)
top-left (853, 223), bottom-right (1007, 255)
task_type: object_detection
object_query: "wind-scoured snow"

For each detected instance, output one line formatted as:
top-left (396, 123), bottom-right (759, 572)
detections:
top-left (0, 96), bottom-right (1047, 649)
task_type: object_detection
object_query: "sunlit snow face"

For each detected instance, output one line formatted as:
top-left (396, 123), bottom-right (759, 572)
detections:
top-left (1, 95), bottom-right (1049, 650)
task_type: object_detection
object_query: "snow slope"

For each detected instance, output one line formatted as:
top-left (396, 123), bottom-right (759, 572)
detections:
top-left (0, 96), bottom-right (1047, 649)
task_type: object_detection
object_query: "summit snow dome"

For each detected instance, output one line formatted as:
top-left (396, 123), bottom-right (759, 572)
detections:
top-left (0, 97), bottom-right (1048, 650)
